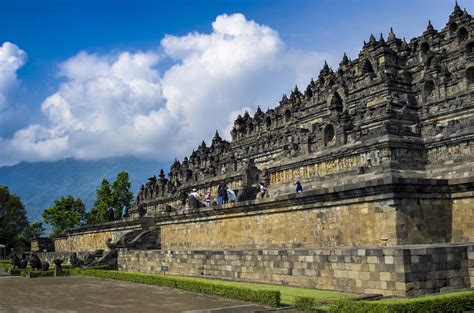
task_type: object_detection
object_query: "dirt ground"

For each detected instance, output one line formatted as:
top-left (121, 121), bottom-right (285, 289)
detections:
top-left (0, 275), bottom-right (276, 313)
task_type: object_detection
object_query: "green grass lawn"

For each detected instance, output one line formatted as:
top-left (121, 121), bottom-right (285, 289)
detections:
top-left (160, 273), bottom-right (359, 305)
top-left (0, 259), bottom-right (11, 268)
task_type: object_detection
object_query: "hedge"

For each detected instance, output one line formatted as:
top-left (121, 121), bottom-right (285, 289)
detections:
top-left (7, 268), bottom-right (26, 276)
top-left (294, 291), bottom-right (474, 313)
top-left (292, 297), bottom-right (327, 312)
top-left (67, 269), bottom-right (280, 307)
top-left (21, 270), bottom-right (55, 278)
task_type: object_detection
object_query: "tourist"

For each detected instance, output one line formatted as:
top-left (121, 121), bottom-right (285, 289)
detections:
top-left (122, 206), bottom-right (129, 219)
top-left (204, 192), bottom-right (211, 207)
top-left (227, 187), bottom-right (237, 202)
top-left (296, 181), bottom-right (303, 193)
top-left (108, 206), bottom-right (115, 221)
top-left (184, 199), bottom-right (190, 213)
top-left (217, 185), bottom-right (225, 208)
top-left (259, 183), bottom-right (267, 199)
top-left (189, 188), bottom-right (200, 199)
top-left (222, 184), bottom-right (229, 204)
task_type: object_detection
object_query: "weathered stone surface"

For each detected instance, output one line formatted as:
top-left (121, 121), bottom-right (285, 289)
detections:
top-left (118, 243), bottom-right (474, 297)
top-left (54, 221), bottom-right (141, 252)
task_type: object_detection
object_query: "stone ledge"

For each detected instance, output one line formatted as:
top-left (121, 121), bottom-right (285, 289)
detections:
top-left (148, 177), bottom-right (472, 225)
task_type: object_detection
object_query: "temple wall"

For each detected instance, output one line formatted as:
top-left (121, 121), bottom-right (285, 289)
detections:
top-left (118, 244), bottom-right (474, 297)
top-left (54, 223), bottom-right (140, 252)
top-left (452, 193), bottom-right (474, 243)
top-left (160, 201), bottom-right (399, 250)
top-left (396, 197), bottom-right (453, 245)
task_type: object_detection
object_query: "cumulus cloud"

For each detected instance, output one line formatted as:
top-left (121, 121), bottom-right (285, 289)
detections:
top-left (0, 13), bottom-right (333, 165)
top-left (0, 42), bottom-right (26, 110)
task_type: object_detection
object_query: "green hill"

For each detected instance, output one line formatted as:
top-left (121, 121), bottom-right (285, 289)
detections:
top-left (0, 157), bottom-right (167, 222)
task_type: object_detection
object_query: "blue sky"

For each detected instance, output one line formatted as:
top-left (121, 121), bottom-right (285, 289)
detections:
top-left (0, 0), bottom-right (472, 165)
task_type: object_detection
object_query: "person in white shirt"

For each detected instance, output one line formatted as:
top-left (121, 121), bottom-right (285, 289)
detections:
top-left (189, 188), bottom-right (200, 199)
top-left (259, 183), bottom-right (267, 199)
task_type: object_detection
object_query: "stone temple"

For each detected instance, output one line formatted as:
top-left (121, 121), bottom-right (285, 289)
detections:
top-left (36, 5), bottom-right (473, 297)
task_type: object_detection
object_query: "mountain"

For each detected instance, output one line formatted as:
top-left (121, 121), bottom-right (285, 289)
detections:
top-left (0, 157), bottom-right (167, 222)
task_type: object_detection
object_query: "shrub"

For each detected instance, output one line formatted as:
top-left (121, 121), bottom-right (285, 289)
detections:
top-left (7, 268), bottom-right (25, 276)
top-left (294, 296), bottom-right (331, 312)
top-left (175, 279), bottom-right (280, 307)
top-left (21, 270), bottom-right (55, 278)
top-left (326, 291), bottom-right (474, 313)
top-left (68, 269), bottom-right (281, 307)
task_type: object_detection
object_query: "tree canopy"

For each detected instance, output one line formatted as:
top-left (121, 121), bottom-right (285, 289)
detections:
top-left (86, 178), bottom-right (112, 224)
top-left (0, 185), bottom-right (29, 251)
top-left (0, 185), bottom-right (45, 251)
top-left (42, 195), bottom-right (86, 236)
top-left (86, 171), bottom-right (133, 224)
top-left (111, 171), bottom-right (133, 219)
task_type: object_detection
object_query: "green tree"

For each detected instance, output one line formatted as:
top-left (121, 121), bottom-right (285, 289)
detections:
top-left (111, 171), bottom-right (133, 219)
top-left (19, 221), bottom-right (45, 250)
top-left (86, 178), bottom-right (113, 224)
top-left (0, 185), bottom-right (29, 252)
top-left (42, 195), bottom-right (86, 236)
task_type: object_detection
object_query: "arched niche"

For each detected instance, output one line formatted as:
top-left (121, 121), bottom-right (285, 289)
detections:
top-left (265, 116), bottom-right (272, 129)
top-left (285, 109), bottom-right (292, 122)
top-left (324, 124), bottom-right (335, 146)
top-left (247, 122), bottom-right (254, 134)
top-left (458, 27), bottom-right (468, 43)
top-left (331, 91), bottom-right (343, 112)
top-left (420, 42), bottom-right (430, 55)
top-left (466, 42), bottom-right (474, 54)
top-left (449, 22), bottom-right (458, 33)
top-left (362, 59), bottom-right (374, 74)
top-left (424, 80), bottom-right (435, 96)
top-left (466, 66), bottom-right (474, 84)
top-left (425, 56), bottom-right (433, 68)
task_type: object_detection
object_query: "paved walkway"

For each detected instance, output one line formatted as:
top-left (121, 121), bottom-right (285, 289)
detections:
top-left (0, 276), bottom-right (278, 312)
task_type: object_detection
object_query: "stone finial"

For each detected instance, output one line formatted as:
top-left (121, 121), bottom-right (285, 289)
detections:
top-left (450, 1), bottom-right (463, 18)
top-left (213, 130), bottom-right (222, 142)
top-left (340, 52), bottom-right (349, 66)
top-left (427, 20), bottom-right (434, 31)
top-left (424, 20), bottom-right (437, 35)
top-left (378, 33), bottom-right (386, 46)
top-left (369, 34), bottom-right (376, 45)
top-left (401, 37), bottom-right (409, 50)
top-left (387, 27), bottom-right (396, 42)
top-left (243, 110), bottom-right (250, 119)
top-left (463, 8), bottom-right (471, 18)
top-left (454, 1), bottom-right (462, 13)
top-left (322, 60), bottom-right (330, 72)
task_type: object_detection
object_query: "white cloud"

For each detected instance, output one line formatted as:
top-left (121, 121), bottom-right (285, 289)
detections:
top-left (0, 14), bottom-right (333, 165)
top-left (0, 42), bottom-right (27, 110)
